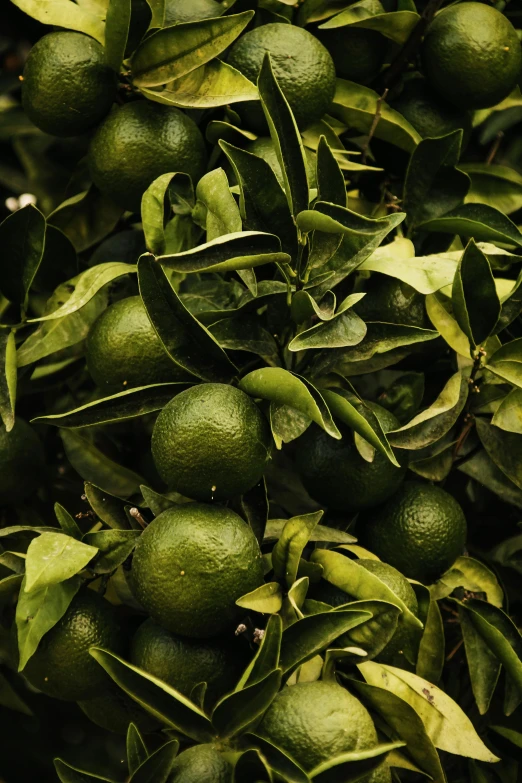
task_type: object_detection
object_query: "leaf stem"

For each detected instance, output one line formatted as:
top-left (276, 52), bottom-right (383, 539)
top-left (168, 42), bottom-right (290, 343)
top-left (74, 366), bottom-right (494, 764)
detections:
top-left (361, 89), bottom-right (389, 165)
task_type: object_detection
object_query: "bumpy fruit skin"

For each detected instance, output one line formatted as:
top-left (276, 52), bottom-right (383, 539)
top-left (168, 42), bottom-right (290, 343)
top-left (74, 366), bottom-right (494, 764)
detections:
top-left (130, 503), bottom-right (264, 637)
top-left (0, 419), bottom-right (45, 506)
top-left (22, 32), bottom-right (117, 137)
top-left (24, 590), bottom-right (123, 701)
top-left (421, 3), bottom-right (522, 110)
top-left (227, 23), bottom-right (336, 132)
top-left (130, 618), bottom-right (245, 706)
top-left (78, 683), bottom-right (160, 734)
top-left (152, 383), bottom-right (272, 501)
top-left (391, 77), bottom-right (472, 146)
top-left (164, 0), bottom-right (223, 24)
top-left (258, 680), bottom-right (378, 771)
top-left (86, 296), bottom-right (188, 390)
top-left (168, 745), bottom-right (232, 783)
top-left (89, 101), bottom-right (207, 212)
top-left (316, 27), bottom-right (385, 85)
top-left (296, 402), bottom-right (406, 512)
top-left (359, 481), bottom-right (467, 584)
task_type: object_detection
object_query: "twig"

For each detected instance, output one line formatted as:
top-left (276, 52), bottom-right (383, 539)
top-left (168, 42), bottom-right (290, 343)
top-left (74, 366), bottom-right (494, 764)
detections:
top-left (362, 88), bottom-right (389, 164)
top-left (446, 637), bottom-right (464, 661)
top-left (486, 131), bottom-right (504, 165)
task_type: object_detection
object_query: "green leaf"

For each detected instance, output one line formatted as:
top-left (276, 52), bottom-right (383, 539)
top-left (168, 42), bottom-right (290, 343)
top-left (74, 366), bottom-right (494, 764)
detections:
top-left (49, 187), bottom-right (123, 253)
top-left (195, 167), bottom-right (241, 242)
top-left (321, 389), bottom-right (400, 467)
top-left (33, 383), bottom-right (190, 428)
top-left (54, 758), bottom-right (117, 783)
top-left (10, 0), bottom-right (105, 43)
top-left (279, 609), bottom-right (371, 675)
top-left (458, 448), bottom-right (522, 510)
top-left (456, 598), bottom-right (522, 706)
top-left (245, 734), bottom-right (310, 783)
top-left (131, 12), bottom-right (253, 87)
top-left (459, 606), bottom-right (501, 716)
top-left (0, 330), bottom-right (16, 431)
top-left (16, 575), bottom-right (81, 671)
top-left (83, 530), bottom-right (140, 574)
top-left (270, 403), bottom-right (311, 449)
top-left (425, 293), bottom-right (470, 358)
top-left (358, 661), bottom-right (499, 762)
top-left (403, 131), bottom-right (470, 229)
top-left (486, 337), bottom-right (522, 388)
top-left (236, 582), bottom-right (283, 614)
top-left (105, 0), bottom-right (131, 72)
top-left (129, 739), bottom-right (179, 783)
top-left (492, 388), bottom-right (522, 433)
top-left (54, 503), bottom-right (82, 540)
top-left (142, 172), bottom-right (194, 255)
top-left (0, 204), bottom-right (46, 306)
top-left (264, 520), bottom-right (355, 545)
top-left (331, 79), bottom-right (421, 153)
top-left (319, 2), bottom-right (419, 44)
top-left (495, 266), bottom-right (522, 334)
top-left (388, 371), bottom-right (468, 449)
top-left (61, 429), bottom-right (144, 498)
top-left (360, 240), bottom-right (459, 295)
top-left (235, 478), bottom-right (268, 546)
top-left (234, 748), bottom-right (273, 783)
top-left (452, 240), bottom-right (500, 348)
top-left (28, 263), bottom-right (136, 323)
top-left (418, 203), bottom-right (522, 248)
top-left (212, 669), bottom-right (282, 739)
top-left (237, 614), bottom-right (282, 690)
top-left (0, 669), bottom-right (33, 716)
top-left (90, 648), bottom-right (214, 741)
top-left (309, 742), bottom-right (404, 782)
top-left (310, 549), bottom-right (422, 632)
top-left (25, 532), bottom-right (97, 593)
top-left (142, 59), bottom-right (257, 108)
top-left (431, 556), bottom-right (503, 608)
top-left (329, 599), bottom-right (401, 661)
top-left (239, 369), bottom-right (340, 439)
top-left (219, 141), bottom-right (297, 259)
top-left (138, 255), bottom-right (237, 383)
top-left (127, 723), bottom-right (148, 776)
top-left (288, 295), bottom-right (367, 351)
top-left (415, 590), bottom-right (444, 685)
top-left (157, 231), bottom-right (289, 273)
top-left (258, 53), bottom-right (309, 218)
top-left (462, 163), bottom-right (522, 215)
top-left (476, 418), bottom-right (522, 492)
top-left (316, 135), bottom-right (346, 208)
top-left (84, 483), bottom-right (130, 530)
top-left (350, 679), bottom-right (445, 783)
top-left (272, 511), bottom-right (323, 588)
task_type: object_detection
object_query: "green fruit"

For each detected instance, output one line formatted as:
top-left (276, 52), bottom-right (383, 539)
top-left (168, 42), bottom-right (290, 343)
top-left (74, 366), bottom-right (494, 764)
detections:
top-left (164, 0), bottom-right (223, 24)
top-left (354, 274), bottom-right (429, 328)
top-left (296, 402), bottom-right (406, 512)
top-left (421, 3), bottom-right (522, 110)
top-left (78, 683), bottom-right (160, 734)
top-left (316, 27), bottom-right (385, 85)
top-left (24, 590), bottom-right (123, 701)
top-left (391, 76), bottom-right (472, 146)
top-left (168, 744), bottom-right (232, 783)
top-left (86, 296), bottom-right (188, 390)
top-left (359, 481), bottom-right (467, 583)
top-left (258, 680), bottom-right (377, 771)
top-left (152, 383), bottom-right (272, 501)
top-left (130, 503), bottom-right (264, 637)
top-left (89, 101), bottom-right (207, 212)
top-left (227, 23), bottom-right (336, 131)
top-left (130, 618), bottom-right (246, 706)
top-left (246, 137), bottom-right (317, 188)
top-left (22, 31), bottom-right (117, 137)
top-left (0, 419), bottom-right (45, 506)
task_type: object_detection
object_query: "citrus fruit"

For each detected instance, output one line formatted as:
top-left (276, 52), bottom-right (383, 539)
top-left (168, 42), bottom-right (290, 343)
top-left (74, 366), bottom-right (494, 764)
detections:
top-left (164, 0), bottom-right (224, 25)
top-left (151, 383), bottom-right (272, 501)
top-left (227, 23), bottom-right (336, 131)
top-left (78, 683), bottom-right (160, 734)
top-left (421, 3), bottom-right (522, 110)
top-left (22, 31), bottom-right (117, 137)
top-left (359, 481), bottom-right (467, 583)
top-left (391, 76), bottom-right (472, 146)
top-left (258, 680), bottom-right (378, 771)
top-left (86, 296), bottom-right (188, 391)
top-left (316, 27), bottom-right (385, 84)
top-left (89, 101), bottom-right (207, 212)
top-left (296, 402), bottom-right (406, 512)
top-left (246, 137), bottom-right (317, 188)
top-left (0, 418), bottom-right (45, 506)
top-left (312, 559), bottom-right (419, 665)
top-left (130, 618), bottom-right (245, 706)
top-left (24, 590), bottom-right (123, 701)
top-left (354, 274), bottom-right (429, 328)
top-left (130, 503), bottom-right (264, 637)
top-left (169, 744), bottom-right (232, 783)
